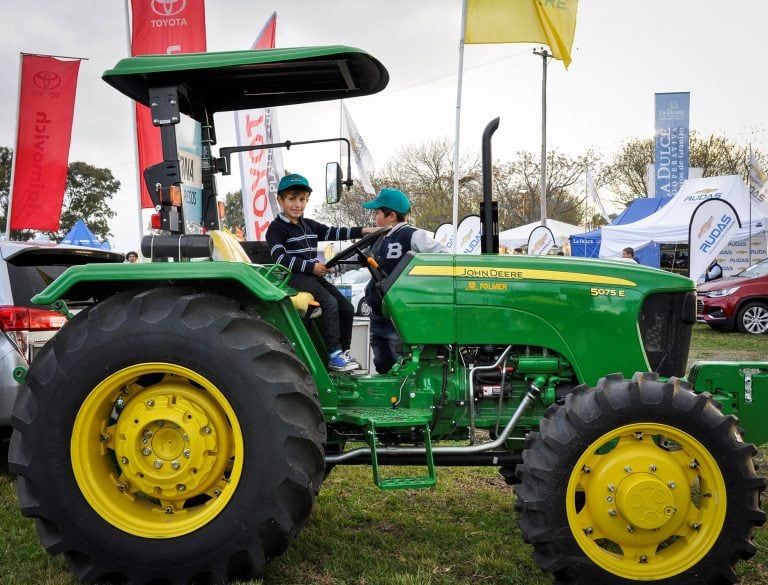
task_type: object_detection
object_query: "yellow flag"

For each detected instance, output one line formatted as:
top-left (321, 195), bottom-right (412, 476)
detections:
top-left (465, 0), bottom-right (578, 68)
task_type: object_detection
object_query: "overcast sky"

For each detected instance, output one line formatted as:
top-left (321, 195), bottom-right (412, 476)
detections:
top-left (2, 1), bottom-right (767, 252)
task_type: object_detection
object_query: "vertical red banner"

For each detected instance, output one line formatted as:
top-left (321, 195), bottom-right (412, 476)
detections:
top-left (10, 55), bottom-right (81, 231)
top-left (130, 0), bottom-right (207, 208)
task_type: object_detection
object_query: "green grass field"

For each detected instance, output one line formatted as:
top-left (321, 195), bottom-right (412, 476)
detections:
top-left (1, 324), bottom-right (766, 585)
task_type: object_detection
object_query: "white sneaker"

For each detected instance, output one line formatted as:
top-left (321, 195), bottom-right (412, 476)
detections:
top-left (328, 350), bottom-right (361, 372)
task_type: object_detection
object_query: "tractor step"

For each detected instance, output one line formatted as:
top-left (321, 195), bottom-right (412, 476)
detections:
top-left (368, 421), bottom-right (436, 490)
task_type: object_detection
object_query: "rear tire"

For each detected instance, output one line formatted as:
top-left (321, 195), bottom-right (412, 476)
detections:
top-left (514, 372), bottom-right (766, 585)
top-left (737, 301), bottom-right (768, 334)
top-left (10, 288), bottom-right (325, 584)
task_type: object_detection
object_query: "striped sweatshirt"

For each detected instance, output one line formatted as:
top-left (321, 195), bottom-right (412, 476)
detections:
top-left (265, 213), bottom-right (364, 274)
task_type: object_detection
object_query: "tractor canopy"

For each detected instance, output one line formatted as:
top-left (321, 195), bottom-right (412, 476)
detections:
top-left (102, 45), bottom-right (389, 117)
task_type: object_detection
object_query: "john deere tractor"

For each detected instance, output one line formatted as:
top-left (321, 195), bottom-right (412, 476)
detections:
top-left (9, 46), bottom-right (768, 585)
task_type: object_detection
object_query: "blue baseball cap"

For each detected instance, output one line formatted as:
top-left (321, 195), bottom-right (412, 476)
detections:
top-left (277, 173), bottom-right (312, 193)
top-left (362, 188), bottom-right (411, 214)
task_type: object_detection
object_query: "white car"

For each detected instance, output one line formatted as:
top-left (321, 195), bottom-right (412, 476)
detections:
top-left (332, 268), bottom-right (372, 317)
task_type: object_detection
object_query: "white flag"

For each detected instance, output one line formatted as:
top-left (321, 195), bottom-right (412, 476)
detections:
top-left (586, 169), bottom-right (610, 222)
top-left (342, 103), bottom-right (376, 195)
top-left (749, 146), bottom-right (768, 207)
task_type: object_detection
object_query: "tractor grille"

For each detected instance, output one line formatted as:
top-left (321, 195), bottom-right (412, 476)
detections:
top-left (638, 291), bottom-right (696, 377)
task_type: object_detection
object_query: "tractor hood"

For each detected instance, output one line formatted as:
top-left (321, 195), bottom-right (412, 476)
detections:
top-left (102, 45), bottom-right (389, 114)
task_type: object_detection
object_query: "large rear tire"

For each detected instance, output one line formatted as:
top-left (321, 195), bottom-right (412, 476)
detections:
top-left (515, 372), bottom-right (766, 585)
top-left (10, 288), bottom-right (325, 584)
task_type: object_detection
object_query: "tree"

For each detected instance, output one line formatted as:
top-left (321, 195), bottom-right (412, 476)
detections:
top-left (492, 150), bottom-right (589, 228)
top-left (221, 190), bottom-right (245, 233)
top-left (53, 161), bottom-right (119, 241)
top-left (603, 131), bottom-right (753, 205)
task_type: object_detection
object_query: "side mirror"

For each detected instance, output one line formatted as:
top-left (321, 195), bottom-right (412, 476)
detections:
top-left (326, 162), bottom-right (342, 204)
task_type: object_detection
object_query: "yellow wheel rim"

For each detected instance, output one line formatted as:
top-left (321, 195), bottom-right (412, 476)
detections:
top-left (566, 423), bottom-right (727, 580)
top-left (71, 363), bottom-right (244, 538)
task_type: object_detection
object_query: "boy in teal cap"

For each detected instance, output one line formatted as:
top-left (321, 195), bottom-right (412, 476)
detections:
top-left (361, 188), bottom-right (447, 373)
top-left (266, 173), bottom-right (375, 371)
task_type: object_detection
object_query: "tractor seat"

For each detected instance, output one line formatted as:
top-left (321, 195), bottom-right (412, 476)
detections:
top-left (208, 230), bottom-right (319, 317)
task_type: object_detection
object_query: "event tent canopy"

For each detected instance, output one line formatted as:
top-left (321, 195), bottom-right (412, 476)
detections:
top-left (570, 197), bottom-right (671, 264)
top-left (61, 219), bottom-right (111, 250)
top-left (599, 175), bottom-right (768, 260)
top-left (500, 219), bottom-right (583, 251)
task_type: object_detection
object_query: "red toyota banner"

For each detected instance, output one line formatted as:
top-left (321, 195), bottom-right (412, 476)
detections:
top-left (10, 55), bottom-right (81, 231)
top-left (130, 0), bottom-right (207, 208)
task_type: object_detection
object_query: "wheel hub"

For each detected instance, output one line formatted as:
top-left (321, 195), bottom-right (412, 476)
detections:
top-left (616, 473), bottom-right (676, 530)
top-left (112, 382), bottom-right (230, 500)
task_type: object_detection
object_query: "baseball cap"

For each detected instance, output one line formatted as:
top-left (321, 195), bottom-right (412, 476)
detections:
top-left (362, 188), bottom-right (411, 214)
top-left (277, 173), bottom-right (312, 193)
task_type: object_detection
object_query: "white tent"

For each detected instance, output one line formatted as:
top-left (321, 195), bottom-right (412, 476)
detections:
top-left (600, 175), bottom-right (768, 259)
top-left (499, 219), bottom-right (583, 251)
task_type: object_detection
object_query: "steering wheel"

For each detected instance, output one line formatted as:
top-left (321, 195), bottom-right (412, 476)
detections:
top-left (324, 227), bottom-right (392, 282)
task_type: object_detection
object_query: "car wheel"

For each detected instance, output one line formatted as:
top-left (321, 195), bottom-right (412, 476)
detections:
top-left (357, 298), bottom-right (373, 317)
top-left (737, 301), bottom-right (768, 334)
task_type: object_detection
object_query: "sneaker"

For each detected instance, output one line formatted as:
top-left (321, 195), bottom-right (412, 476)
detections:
top-left (328, 350), bottom-right (361, 372)
top-left (341, 350), bottom-right (361, 367)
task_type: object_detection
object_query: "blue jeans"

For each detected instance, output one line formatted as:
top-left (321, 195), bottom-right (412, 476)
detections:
top-left (369, 315), bottom-right (402, 374)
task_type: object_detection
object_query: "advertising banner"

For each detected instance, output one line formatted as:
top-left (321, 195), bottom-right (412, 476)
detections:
top-left (130, 0), bottom-right (207, 209)
top-left (234, 11), bottom-right (284, 241)
top-left (718, 232), bottom-right (768, 277)
top-left (10, 55), bottom-right (80, 231)
top-left (688, 198), bottom-right (741, 281)
top-left (528, 225), bottom-right (555, 255)
top-left (457, 215), bottom-right (482, 254)
top-left (433, 222), bottom-right (454, 251)
top-left (654, 92), bottom-right (690, 198)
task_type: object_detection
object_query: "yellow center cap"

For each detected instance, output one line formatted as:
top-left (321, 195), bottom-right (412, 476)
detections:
top-left (152, 427), bottom-right (184, 460)
top-left (616, 474), bottom-right (676, 530)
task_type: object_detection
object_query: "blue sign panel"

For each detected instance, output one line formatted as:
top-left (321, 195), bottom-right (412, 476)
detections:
top-left (654, 92), bottom-right (690, 198)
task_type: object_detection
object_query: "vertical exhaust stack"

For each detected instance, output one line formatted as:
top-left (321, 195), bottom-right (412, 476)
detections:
top-left (481, 118), bottom-right (500, 254)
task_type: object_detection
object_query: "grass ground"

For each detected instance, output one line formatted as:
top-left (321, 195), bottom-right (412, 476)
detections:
top-left (0, 324), bottom-right (766, 585)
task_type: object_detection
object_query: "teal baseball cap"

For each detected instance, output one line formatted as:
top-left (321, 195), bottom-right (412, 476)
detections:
top-left (277, 173), bottom-right (312, 193)
top-left (362, 188), bottom-right (411, 214)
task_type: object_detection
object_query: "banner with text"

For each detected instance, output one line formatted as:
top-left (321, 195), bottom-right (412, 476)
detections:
top-left (234, 11), bottom-right (283, 241)
top-left (654, 92), bottom-right (690, 198)
top-left (10, 55), bottom-right (81, 231)
top-left (130, 0), bottom-right (207, 208)
top-left (528, 225), bottom-right (556, 255)
top-left (688, 198), bottom-right (741, 281)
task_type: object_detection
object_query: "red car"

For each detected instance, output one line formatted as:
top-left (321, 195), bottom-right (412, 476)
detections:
top-left (697, 258), bottom-right (768, 334)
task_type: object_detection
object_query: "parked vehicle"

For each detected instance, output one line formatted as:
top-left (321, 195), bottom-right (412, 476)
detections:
top-left (697, 257), bottom-right (768, 334)
top-left (332, 267), bottom-right (372, 316)
top-left (0, 241), bottom-right (123, 432)
top-left (8, 46), bottom-right (768, 585)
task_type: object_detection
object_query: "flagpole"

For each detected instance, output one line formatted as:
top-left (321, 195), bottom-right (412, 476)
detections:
top-left (534, 47), bottom-right (550, 227)
top-left (4, 54), bottom-right (24, 240)
top-left (124, 0), bottom-right (144, 249)
top-left (452, 0), bottom-right (469, 250)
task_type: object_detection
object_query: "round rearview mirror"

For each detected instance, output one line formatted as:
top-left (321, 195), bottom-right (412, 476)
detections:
top-left (326, 162), bottom-right (342, 204)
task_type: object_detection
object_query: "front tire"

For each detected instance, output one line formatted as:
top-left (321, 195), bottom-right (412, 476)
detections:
top-left (10, 288), bottom-right (326, 584)
top-left (515, 373), bottom-right (766, 585)
top-left (737, 301), bottom-right (768, 334)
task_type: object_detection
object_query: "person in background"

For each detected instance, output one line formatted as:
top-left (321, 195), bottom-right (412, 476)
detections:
top-left (704, 258), bottom-right (723, 282)
top-left (125, 251), bottom-right (139, 263)
top-left (361, 188), bottom-right (448, 374)
top-left (266, 173), bottom-right (375, 372)
top-left (621, 247), bottom-right (639, 263)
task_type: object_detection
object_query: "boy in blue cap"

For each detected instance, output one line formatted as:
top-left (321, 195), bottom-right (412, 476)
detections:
top-left (266, 173), bottom-right (375, 371)
top-left (361, 188), bottom-right (447, 373)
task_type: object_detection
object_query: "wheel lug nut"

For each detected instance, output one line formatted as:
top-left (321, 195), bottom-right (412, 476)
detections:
top-left (626, 525), bottom-right (635, 533)
top-left (183, 449), bottom-right (191, 459)
top-left (177, 484), bottom-right (186, 492)
top-left (164, 506), bottom-right (173, 514)
top-left (117, 483), bottom-right (126, 492)
top-left (155, 420), bottom-right (164, 427)
top-left (639, 554), bottom-right (648, 563)
top-left (649, 464), bottom-right (657, 472)
top-left (624, 466), bottom-right (632, 473)
top-left (143, 430), bottom-right (153, 439)
top-left (121, 456), bottom-right (129, 464)
top-left (608, 510), bottom-right (617, 517)
top-left (203, 426), bottom-right (212, 435)
top-left (142, 447), bottom-right (152, 456)
top-left (100, 433), bottom-right (110, 442)
top-left (668, 481), bottom-right (676, 489)
top-left (171, 461), bottom-right (180, 470)
top-left (154, 459), bottom-right (163, 469)
top-left (183, 433), bottom-right (189, 441)
top-left (146, 400), bottom-right (155, 407)
top-left (607, 484), bottom-right (615, 492)
top-left (583, 526), bottom-right (594, 535)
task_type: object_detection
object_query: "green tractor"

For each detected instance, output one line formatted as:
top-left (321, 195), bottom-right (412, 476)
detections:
top-left (9, 46), bottom-right (768, 585)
